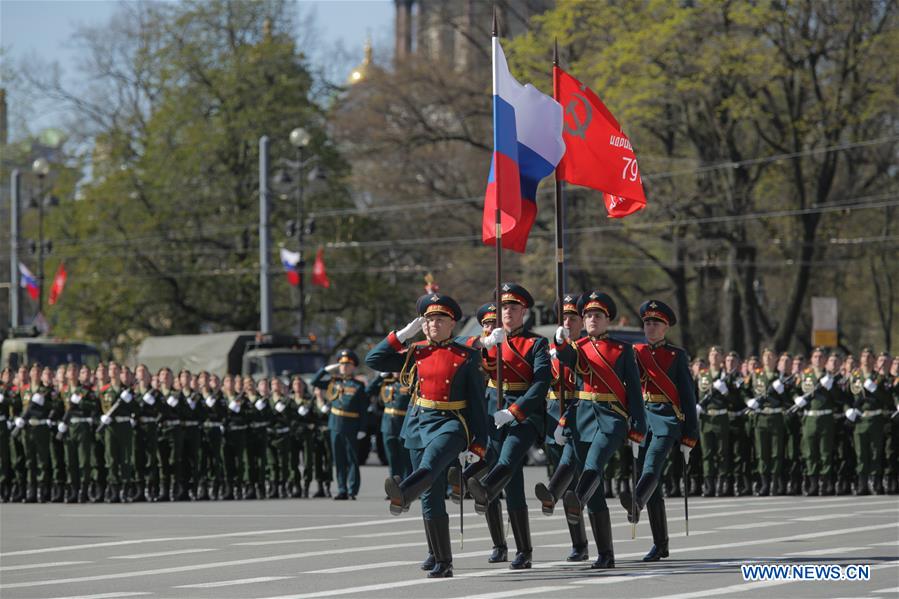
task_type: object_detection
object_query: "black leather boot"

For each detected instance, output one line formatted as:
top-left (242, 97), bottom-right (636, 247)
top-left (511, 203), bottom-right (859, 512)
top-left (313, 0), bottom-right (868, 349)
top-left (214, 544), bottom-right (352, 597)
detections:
top-left (702, 476), bottom-right (715, 497)
top-left (10, 482), bottom-right (25, 503)
top-left (425, 516), bottom-right (453, 578)
top-left (420, 519), bottom-right (436, 571)
top-left (448, 460), bottom-right (488, 504)
top-left (385, 468), bottom-right (434, 516)
top-left (535, 461), bottom-right (574, 516)
top-left (25, 482), bottom-right (37, 503)
top-left (508, 509), bottom-right (532, 570)
top-left (642, 499), bottom-right (669, 562)
top-left (51, 483), bottom-right (64, 503)
top-left (78, 482), bottom-right (89, 503)
top-left (486, 499), bottom-right (508, 563)
top-left (303, 481), bottom-right (311, 498)
top-left (871, 475), bottom-right (885, 495)
top-left (604, 477), bottom-right (613, 498)
top-left (563, 469), bottom-right (601, 526)
top-left (468, 464), bottom-right (513, 515)
top-left (566, 513), bottom-right (589, 562)
top-left (313, 482), bottom-right (325, 498)
top-left (619, 472), bottom-right (659, 525)
top-left (854, 474), bottom-right (869, 496)
top-left (64, 484), bottom-right (77, 503)
top-left (757, 475), bottom-right (770, 496)
top-left (588, 509), bottom-right (614, 569)
top-left (39, 483), bottom-right (51, 503)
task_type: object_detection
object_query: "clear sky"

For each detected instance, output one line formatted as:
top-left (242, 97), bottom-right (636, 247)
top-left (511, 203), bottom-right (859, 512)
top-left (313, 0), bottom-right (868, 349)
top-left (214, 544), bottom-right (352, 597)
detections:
top-left (1, 0), bottom-right (394, 138)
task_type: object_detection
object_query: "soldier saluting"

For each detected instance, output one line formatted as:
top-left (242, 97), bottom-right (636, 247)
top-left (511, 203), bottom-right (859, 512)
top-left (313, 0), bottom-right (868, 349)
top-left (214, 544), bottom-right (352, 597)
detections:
top-left (621, 300), bottom-right (698, 562)
top-left (366, 293), bottom-right (488, 578)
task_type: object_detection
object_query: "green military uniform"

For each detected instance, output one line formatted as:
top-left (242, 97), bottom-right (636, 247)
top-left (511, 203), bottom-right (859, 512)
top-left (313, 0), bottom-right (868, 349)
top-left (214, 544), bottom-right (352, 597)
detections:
top-left (847, 369), bottom-right (891, 495)
top-left (246, 390), bottom-right (271, 499)
top-left (179, 389), bottom-right (206, 500)
top-left (99, 383), bottom-right (138, 502)
top-left (16, 384), bottom-right (55, 502)
top-left (695, 368), bottom-right (732, 496)
top-left (832, 374), bottom-right (856, 495)
top-left (782, 372), bottom-right (804, 496)
top-left (311, 395), bottom-right (333, 497)
top-left (267, 391), bottom-right (294, 498)
top-left (727, 371), bottom-right (752, 495)
top-left (9, 384), bottom-right (28, 502)
top-left (222, 390), bottom-right (249, 500)
top-left (886, 374), bottom-right (899, 494)
top-left (58, 383), bottom-right (98, 502)
top-left (746, 369), bottom-right (789, 495)
top-left (48, 387), bottom-right (67, 502)
top-left (0, 382), bottom-right (13, 502)
top-left (157, 387), bottom-right (184, 501)
top-left (133, 385), bottom-right (161, 501)
top-left (200, 389), bottom-right (226, 500)
top-left (291, 390), bottom-right (314, 497)
top-left (794, 368), bottom-right (838, 495)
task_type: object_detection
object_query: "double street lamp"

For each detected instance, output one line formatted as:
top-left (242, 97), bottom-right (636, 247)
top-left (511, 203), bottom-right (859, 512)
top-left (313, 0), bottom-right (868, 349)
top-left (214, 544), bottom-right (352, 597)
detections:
top-left (289, 127), bottom-right (311, 336)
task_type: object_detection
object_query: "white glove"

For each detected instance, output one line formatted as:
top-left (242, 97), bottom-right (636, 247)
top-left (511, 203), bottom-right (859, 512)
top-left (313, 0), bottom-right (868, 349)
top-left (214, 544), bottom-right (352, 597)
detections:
top-left (166, 395), bottom-right (179, 408)
top-left (493, 409), bottom-right (515, 428)
top-left (204, 396), bottom-right (216, 408)
top-left (713, 379), bottom-right (728, 394)
top-left (228, 400), bottom-right (240, 413)
top-left (553, 425), bottom-right (567, 446)
top-left (325, 363), bottom-right (341, 374)
top-left (629, 438), bottom-right (641, 457)
top-left (481, 327), bottom-right (506, 349)
top-left (845, 408), bottom-right (860, 422)
top-left (820, 374), bottom-right (834, 390)
top-left (321, 404), bottom-right (331, 414)
top-left (794, 395), bottom-right (808, 408)
top-left (130, 418), bottom-right (137, 428)
top-left (298, 404), bottom-right (310, 417)
top-left (14, 417), bottom-right (25, 429)
top-left (0, 393), bottom-right (5, 403)
top-left (696, 404), bottom-right (705, 416)
top-left (396, 316), bottom-right (425, 343)
top-left (772, 379), bottom-right (784, 394)
top-left (275, 401), bottom-right (286, 413)
top-left (863, 379), bottom-right (878, 393)
top-left (356, 430), bottom-right (367, 440)
top-left (549, 347), bottom-right (558, 360)
top-left (681, 444), bottom-right (693, 464)
top-left (31, 393), bottom-right (44, 406)
top-left (142, 392), bottom-right (155, 405)
top-left (458, 450), bottom-right (480, 465)
top-left (554, 326), bottom-right (570, 344)
top-left (100, 414), bottom-right (112, 425)
top-left (735, 378), bottom-right (743, 388)
top-left (254, 399), bottom-right (266, 411)
top-left (70, 393), bottom-right (82, 405)
top-left (120, 390), bottom-right (133, 403)
top-left (747, 398), bottom-right (760, 411)
top-left (57, 422), bottom-right (68, 433)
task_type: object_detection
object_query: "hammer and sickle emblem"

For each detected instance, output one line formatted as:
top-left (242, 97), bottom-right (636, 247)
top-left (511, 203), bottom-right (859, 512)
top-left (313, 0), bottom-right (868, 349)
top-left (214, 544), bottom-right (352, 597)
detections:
top-left (564, 90), bottom-right (592, 139)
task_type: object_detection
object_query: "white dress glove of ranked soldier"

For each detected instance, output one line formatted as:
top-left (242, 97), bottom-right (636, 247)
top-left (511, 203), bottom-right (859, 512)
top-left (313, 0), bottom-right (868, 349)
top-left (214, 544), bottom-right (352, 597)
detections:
top-left (254, 399), bottom-right (266, 411)
top-left (298, 404), bottom-right (310, 417)
top-left (0, 392), bottom-right (4, 403)
top-left (31, 393), bottom-right (44, 406)
top-left (14, 417), bottom-right (25, 429)
top-left (321, 403), bottom-right (331, 414)
top-left (772, 379), bottom-right (785, 394)
top-left (458, 450), bottom-right (480, 465)
top-left (228, 400), bottom-right (240, 413)
top-left (845, 408), bottom-right (860, 422)
top-left (553, 425), bottom-right (567, 446)
top-left (396, 316), bottom-right (425, 343)
top-left (205, 396), bottom-right (216, 408)
top-left (554, 326), bottom-right (570, 345)
top-left (142, 392), bottom-right (155, 405)
top-left (794, 395), bottom-right (808, 408)
top-left (863, 379), bottom-right (878, 393)
top-left (70, 393), bottom-right (82, 405)
top-left (493, 409), bottom-right (515, 429)
top-left (324, 364), bottom-right (341, 374)
top-left (713, 379), bottom-right (728, 394)
top-left (356, 430), bottom-right (367, 440)
top-left (820, 374), bottom-right (834, 390)
top-left (120, 390), bottom-right (133, 403)
top-left (746, 398), bottom-right (760, 411)
top-left (696, 404), bottom-right (705, 416)
top-left (275, 401), bottom-right (286, 413)
top-left (681, 443), bottom-right (693, 464)
top-left (57, 422), bottom-right (68, 433)
top-left (166, 395), bottom-right (179, 408)
top-left (100, 414), bottom-right (112, 426)
top-left (482, 327), bottom-right (506, 349)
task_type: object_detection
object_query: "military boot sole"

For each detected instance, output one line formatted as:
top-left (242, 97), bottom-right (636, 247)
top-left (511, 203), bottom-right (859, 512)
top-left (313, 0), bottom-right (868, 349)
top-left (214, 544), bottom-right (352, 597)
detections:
top-left (534, 482), bottom-right (557, 516)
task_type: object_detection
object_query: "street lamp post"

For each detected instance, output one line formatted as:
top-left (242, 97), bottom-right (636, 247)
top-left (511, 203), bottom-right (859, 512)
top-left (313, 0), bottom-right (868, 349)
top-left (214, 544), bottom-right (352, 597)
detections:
top-left (32, 158), bottom-right (50, 315)
top-left (289, 127), bottom-right (311, 336)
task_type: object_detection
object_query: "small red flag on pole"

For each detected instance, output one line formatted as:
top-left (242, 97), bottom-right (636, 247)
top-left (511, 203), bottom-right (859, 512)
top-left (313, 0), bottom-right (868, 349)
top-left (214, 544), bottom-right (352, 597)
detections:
top-left (312, 247), bottom-right (330, 288)
top-left (48, 263), bottom-right (67, 305)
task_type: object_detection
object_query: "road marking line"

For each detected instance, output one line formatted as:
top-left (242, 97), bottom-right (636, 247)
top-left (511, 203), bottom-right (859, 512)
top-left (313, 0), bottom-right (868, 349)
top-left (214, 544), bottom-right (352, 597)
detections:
top-left (306, 561), bottom-right (418, 574)
top-left (0, 561), bottom-right (90, 572)
top-left (871, 540), bottom-right (899, 546)
top-left (45, 594), bottom-right (151, 599)
top-left (872, 587), bottom-right (899, 594)
top-left (446, 585), bottom-right (574, 599)
top-left (785, 546), bottom-right (867, 556)
top-left (793, 507), bottom-right (899, 522)
top-left (231, 538), bottom-right (336, 546)
top-left (111, 548), bottom-right (216, 560)
top-left (175, 576), bottom-right (293, 588)
top-left (717, 521), bottom-right (789, 530)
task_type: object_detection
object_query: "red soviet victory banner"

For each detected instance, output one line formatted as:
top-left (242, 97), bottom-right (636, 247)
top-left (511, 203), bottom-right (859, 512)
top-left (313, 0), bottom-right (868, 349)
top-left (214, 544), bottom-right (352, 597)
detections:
top-left (48, 263), bottom-right (68, 305)
top-left (555, 67), bottom-right (647, 218)
top-left (312, 247), bottom-right (330, 288)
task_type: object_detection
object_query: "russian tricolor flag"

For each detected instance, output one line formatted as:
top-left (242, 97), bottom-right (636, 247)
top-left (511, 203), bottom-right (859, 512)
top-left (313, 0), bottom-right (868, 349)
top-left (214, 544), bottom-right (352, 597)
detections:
top-left (18, 262), bottom-right (39, 301)
top-left (483, 36), bottom-right (564, 253)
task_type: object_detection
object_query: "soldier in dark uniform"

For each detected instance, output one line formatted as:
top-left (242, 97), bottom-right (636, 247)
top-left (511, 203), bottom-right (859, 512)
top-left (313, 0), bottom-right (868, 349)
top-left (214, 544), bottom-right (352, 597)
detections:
top-left (198, 371), bottom-right (226, 500)
top-left (246, 376), bottom-right (271, 499)
top-left (366, 371), bottom-right (413, 486)
top-left (887, 356), bottom-right (899, 494)
top-left (534, 293), bottom-right (591, 563)
top-left (14, 364), bottom-right (54, 503)
top-left (156, 367), bottom-right (183, 501)
top-left (311, 350), bottom-right (369, 500)
top-left (177, 369), bottom-right (205, 500)
top-left (8, 366), bottom-right (29, 502)
top-left (312, 384), bottom-right (334, 497)
top-left (290, 376), bottom-right (313, 497)
top-left (846, 347), bottom-right (891, 495)
top-left (779, 352), bottom-right (803, 496)
top-left (468, 283), bottom-right (550, 570)
top-left (49, 365), bottom-right (67, 502)
top-left (620, 300), bottom-right (698, 562)
top-left (745, 348), bottom-right (789, 496)
top-left (57, 364), bottom-right (98, 503)
top-left (552, 291), bottom-right (646, 569)
top-left (367, 293), bottom-right (488, 578)
top-left (98, 362), bottom-right (137, 503)
top-left (0, 367), bottom-right (13, 502)
top-left (220, 374), bottom-right (247, 499)
top-left (132, 364), bottom-right (160, 502)
top-left (695, 346), bottom-right (732, 497)
top-left (267, 376), bottom-right (294, 498)
top-left (792, 347), bottom-right (838, 495)
top-left (725, 352), bottom-right (751, 495)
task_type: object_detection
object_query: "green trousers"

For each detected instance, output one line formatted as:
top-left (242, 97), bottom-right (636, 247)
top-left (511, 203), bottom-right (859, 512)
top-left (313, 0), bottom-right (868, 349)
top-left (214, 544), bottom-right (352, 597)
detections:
top-left (63, 423), bottom-right (94, 487)
top-left (754, 413), bottom-right (785, 476)
top-left (700, 414), bottom-right (731, 478)
top-left (800, 415), bottom-right (834, 476)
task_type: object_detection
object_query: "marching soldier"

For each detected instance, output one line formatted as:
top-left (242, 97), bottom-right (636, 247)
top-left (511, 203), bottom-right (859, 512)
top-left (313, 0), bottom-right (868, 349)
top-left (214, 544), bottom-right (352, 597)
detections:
top-left (312, 384), bottom-right (334, 497)
top-left (846, 347), bottom-right (891, 495)
top-left (365, 371), bottom-right (413, 486)
top-left (156, 367), bottom-right (183, 502)
top-left (792, 347), bottom-right (838, 496)
top-left (133, 364), bottom-right (160, 502)
top-left (290, 376), bottom-right (313, 497)
top-left (552, 291), bottom-right (646, 569)
top-left (178, 369), bottom-right (205, 500)
top-left (311, 350), bottom-right (369, 500)
top-left (780, 352), bottom-right (805, 496)
top-left (0, 368), bottom-right (12, 502)
top-left (199, 372), bottom-right (226, 500)
top-left (888, 356), bottom-right (899, 494)
top-left (14, 364), bottom-right (54, 503)
top-left (535, 293), bottom-right (591, 563)
top-left (246, 377), bottom-right (271, 499)
top-left (695, 346), bottom-right (732, 497)
top-left (367, 292), bottom-right (488, 578)
top-left (221, 374), bottom-right (248, 500)
top-left (620, 300), bottom-right (698, 562)
top-left (829, 353), bottom-right (855, 495)
top-left (468, 282), bottom-right (550, 570)
top-left (9, 366), bottom-right (29, 502)
top-left (267, 376), bottom-right (294, 498)
top-left (725, 352), bottom-right (752, 495)
top-left (58, 364), bottom-right (98, 503)
top-left (745, 348), bottom-right (789, 496)
top-left (99, 362), bottom-right (137, 503)
top-left (49, 366), bottom-right (67, 502)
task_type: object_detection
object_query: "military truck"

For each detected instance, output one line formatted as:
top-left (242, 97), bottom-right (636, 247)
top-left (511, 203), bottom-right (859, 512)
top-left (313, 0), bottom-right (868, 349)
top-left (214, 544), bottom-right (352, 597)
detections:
top-left (1, 327), bottom-right (101, 370)
top-left (135, 331), bottom-right (326, 381)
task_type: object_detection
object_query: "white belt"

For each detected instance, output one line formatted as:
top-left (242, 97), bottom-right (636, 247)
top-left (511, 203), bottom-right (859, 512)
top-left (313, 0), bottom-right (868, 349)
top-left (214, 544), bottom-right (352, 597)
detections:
top-left (228, 424), bottom-right (248, 431)
top-left (70, 417), bottom-right (95, 424)
top-left (204, 421), bottom-right (223, 428)
top-left (250, 422), bottom-right (268, 429)
top-left (760, 408), bottom-right (784, 414)
top-left (139, 417), bottom-right (157, 424)
top-left (28, 418), bottom-right (51, 426)
top-left (805, 409), bottom-right (833, 416)
top-left (706, 409), bottom-right (729, 416)
top-left (114, 416), bottom-right (132, 423)
top-left (728, 411), bottom-right (744, 417)
top-left (182, 420), bottom-right (200, 427)
top-left (272, 426), bottom-right (290, 434)
top-left (862, 410), bottom-right (883, 417)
